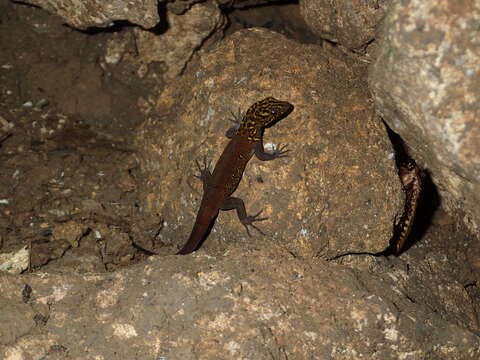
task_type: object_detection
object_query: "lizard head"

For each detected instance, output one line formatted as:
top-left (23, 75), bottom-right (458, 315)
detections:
top-left (398, 159), bottom-right (420, 187)
top-left (244, 97), bottom-right (294, 128)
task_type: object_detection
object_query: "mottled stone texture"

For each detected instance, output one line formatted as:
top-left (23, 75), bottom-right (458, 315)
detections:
top-left (1, 245), bottom-right (479, 359)
top-left (369, 0), bottom-right (480, 237)
top-left (132, 2), bottom-right (226, 78)
top-left (135, 28), bottom-right (401, 257)
top-left (24, 0), bottom-right (160, 29)
top-left (300, 0), bottom-right (389, 52)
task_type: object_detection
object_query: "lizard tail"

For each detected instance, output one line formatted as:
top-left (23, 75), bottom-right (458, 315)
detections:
top-left (176, 207), bottom-right (218, 255)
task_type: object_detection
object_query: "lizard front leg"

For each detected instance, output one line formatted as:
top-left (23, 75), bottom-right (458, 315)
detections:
top-left (254, 141), bottom-right (289, 161)
top-left (225, 108), bottom-right (243, 139)
top-left (194, 156), bottom-right (213, 192)
top-left (221, 197), bottom-right (268, 236)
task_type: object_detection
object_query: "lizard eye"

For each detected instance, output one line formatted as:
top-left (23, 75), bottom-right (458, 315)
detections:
top-left (271, 110), bottom-right (276, 115)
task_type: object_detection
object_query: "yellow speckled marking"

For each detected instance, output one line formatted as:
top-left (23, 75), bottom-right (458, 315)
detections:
top-left (239, 97), bottom-right (291, 142)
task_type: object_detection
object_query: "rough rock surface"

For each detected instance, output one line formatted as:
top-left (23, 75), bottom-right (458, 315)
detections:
top-left (0, 0), bottom-right (160, 275)
top-left (369, 0), bottom-right (480, 237)
top-left (300, 0), bottom-right (389, 53)
top-left (24, 0), bottom-right (160, 29)
top-left (135, 28), bottom-right (402, 257)
top-left (1, 243), bottom-right (479, 359)
top-left (131, 2), bottom-right (226, 79)
top-left (1, 1), bottom-right (479, 358)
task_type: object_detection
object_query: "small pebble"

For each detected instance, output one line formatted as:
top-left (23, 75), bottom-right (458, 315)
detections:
top-left (33, 98), bottom-right (49, 111)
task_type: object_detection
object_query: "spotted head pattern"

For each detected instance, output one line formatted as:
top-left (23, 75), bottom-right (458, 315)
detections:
top-left (239, 97), bottom-right (294, 141)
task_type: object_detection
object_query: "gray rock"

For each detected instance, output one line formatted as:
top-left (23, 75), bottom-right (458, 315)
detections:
top-left (1, 245), bottom-right (478, 358)
top-left (369, 0), bottom-right (480, 237)
top-left (24, 0), bottom-right (160, 29)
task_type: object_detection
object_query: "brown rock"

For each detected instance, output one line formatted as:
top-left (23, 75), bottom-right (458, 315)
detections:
top-left (0, 245), bottom-right (478, 358)
top-left (132, 1), bottom-right (226, 79)
top-left (369, 0), bottom-right (480, 237)
top-left (135, 28), bottom-right (401, 257)
top-left (52, 220), bottom-right (88, 248)
top-left (24, 0), bottom-right (160, 29)
top-left (300, 0), bottom-right (389, 53)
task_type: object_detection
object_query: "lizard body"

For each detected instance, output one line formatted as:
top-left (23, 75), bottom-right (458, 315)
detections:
top-left (177, 97), bottom-right (294, 255)
top-left (392, 159), bottom-right (422, 254)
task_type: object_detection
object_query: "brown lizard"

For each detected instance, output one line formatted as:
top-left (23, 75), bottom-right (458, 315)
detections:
top-left (391, 159), bottom-right (422, 254)
top-left (177, 97), bottom-right (294, 255)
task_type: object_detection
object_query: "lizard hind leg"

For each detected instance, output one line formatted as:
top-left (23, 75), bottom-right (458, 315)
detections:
top-left (221, 197), bottom-right (268, 236)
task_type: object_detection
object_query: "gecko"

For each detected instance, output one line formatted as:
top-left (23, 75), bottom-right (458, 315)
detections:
top-left (176, 97), bottom-right (294, 255)
top-left (391, 159), bottom-right (422, 254)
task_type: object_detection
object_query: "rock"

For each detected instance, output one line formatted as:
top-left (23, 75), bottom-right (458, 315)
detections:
top-left (300, 0), bottom-right (389, 53)
top-left (131, 2), bottom-right (226, 79)
top-left (0, 246), bottom-right (29, 275)
top-left (0, 246), bottom-right (478, 358)
top-left (0, 289), bottom-right (36, 345)
top-left (369, 0), bottom-right (480, 237)
top-left (23, 0), bottom-right (160, 29)
top-left (135, 28), bottom-right (402, 257)
top-left (52, 221), bottom-right (88, 248)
